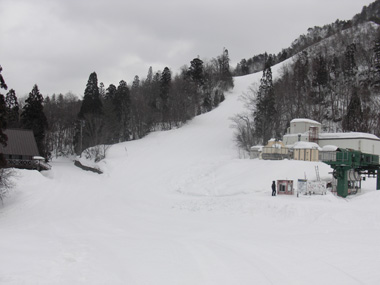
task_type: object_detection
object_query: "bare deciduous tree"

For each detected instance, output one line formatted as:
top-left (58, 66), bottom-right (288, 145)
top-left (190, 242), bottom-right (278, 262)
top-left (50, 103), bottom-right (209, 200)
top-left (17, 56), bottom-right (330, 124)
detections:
top-left (0, 168), bottom-right (14, 204)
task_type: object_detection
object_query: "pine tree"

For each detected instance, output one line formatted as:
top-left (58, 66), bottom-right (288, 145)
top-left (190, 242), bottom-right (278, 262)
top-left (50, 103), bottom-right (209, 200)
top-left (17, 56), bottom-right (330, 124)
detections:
top-left (160, 67), bottom-right (172, 128)
top-left (292, 51), bottom-right (310, 118)
top-left (78, 72), bottom-right (102, 119)
top-left (0, 66), bottom-right (8, 190)
top-left (21, 84), bottom-right (48, 157)
top-left (240, 59), bottom-right (249, 75)
top-left (76, 72), bottom-right (104, 153)
top-left (311, 54), bottom-right (329, 122)
top-left (99, 82), bottom-right (106, 99)
top-left (0, 66), bottom-right (8, 162)
top-left (132, 75), bottom-right (140, 91)
top-left (342, 90), bottom-right (364, 132)
top-left (102, 84), bottom-right (118, 144)
top-left (343, 43), bottom-right (357, 80)
top-left (114, 80), bottom-right (131, 141)
top-left (373, 37), bottom-right (380, 86)
top-left (254, 62), bottom-right (276, 145)
top-left (188, 57), bottom-right (205, 87)
top-left (160, 67), bottom-right (171, 102)
top-left (146, 66), bottom-right (153, 84)
top-left (105, 84), bottom-right (117, 101)
top-left (5, 89), bottom-right (19, 128)
top-left (217, 48), bottom-right (234, 90)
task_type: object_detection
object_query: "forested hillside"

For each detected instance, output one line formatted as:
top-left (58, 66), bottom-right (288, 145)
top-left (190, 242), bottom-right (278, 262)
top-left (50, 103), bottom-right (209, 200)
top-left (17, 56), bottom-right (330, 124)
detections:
top-left (233, 1), bottom-right (380, 151)
top-left (44, 48), bottom-right (233, 160)
top-left (235, 0), bottom-right (380, 76)
top-left (3, 1), bottom-right (380, 159)
top-left (0, 49), bottom-right (233, 160)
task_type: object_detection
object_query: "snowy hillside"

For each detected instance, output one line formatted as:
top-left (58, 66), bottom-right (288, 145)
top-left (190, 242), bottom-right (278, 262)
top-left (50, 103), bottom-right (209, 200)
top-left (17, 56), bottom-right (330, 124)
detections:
top-left (1, 70), bottom-right (380, 284)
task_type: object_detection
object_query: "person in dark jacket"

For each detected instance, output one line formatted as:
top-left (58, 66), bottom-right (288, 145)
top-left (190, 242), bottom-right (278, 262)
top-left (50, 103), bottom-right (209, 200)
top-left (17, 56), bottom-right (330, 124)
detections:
top-left (272, 181), bottom-right (276, 196)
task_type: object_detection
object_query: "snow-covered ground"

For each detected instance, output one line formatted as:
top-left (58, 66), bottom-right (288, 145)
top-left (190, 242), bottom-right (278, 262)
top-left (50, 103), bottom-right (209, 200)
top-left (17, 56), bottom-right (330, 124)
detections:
top-left (1, 70), bottom-right (380, 284)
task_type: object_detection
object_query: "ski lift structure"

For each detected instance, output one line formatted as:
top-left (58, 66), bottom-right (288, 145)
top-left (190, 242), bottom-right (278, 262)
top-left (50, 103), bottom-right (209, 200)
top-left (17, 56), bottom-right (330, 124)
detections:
top-left (321, 148), bottom-right (380, 197)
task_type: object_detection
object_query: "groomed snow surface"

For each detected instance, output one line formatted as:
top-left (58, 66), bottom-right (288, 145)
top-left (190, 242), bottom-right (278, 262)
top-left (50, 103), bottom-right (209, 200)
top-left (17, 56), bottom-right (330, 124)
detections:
top-left (1, 71), bottom-right (380, 284)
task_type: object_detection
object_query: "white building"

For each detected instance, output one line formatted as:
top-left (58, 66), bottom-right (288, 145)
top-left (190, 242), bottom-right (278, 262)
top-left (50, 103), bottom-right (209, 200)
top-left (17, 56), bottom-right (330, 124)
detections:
top-left (287, 118), bottom-right (322, 135)
top-left (283, 118), bottom-right (380, 156)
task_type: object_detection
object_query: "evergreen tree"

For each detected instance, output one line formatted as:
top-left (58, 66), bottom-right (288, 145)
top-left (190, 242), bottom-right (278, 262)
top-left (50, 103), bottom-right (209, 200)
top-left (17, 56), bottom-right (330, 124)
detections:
top-left (343, 43), bottom-right (357, 80)
top-left (102, 84), bottom-right (118, 144)
top-left (240, 59), bottom-right (249, 75)
top-left (150, 71), bottom-right (162, 111)
top-left (292, 51), bottom-right (310, 118)
top-left (160, 67), bottom-right (172, 128)
top-left (373, 36), bottom-right (380, 86)
top-left (114, 80), bottom-right (131, 141)
top-left (342, 90), bottom-right (364, 132)
top-left (146, 66), bottom-right (153, 84)
top-left (0, 66), bottom-right (8, 163)
top-left (188, 57), bottom-right (205, 87)
top-left (311, 54), bottom-right (329, 122)
top-left (76, 72), bottom-right (104, 153)
top-left (5, 89), bottom-right (19, 128)
top-left (105, 84), bottom-right (117, 101)
top-left (99, 82), bottom-right (106, 99)
top-left (21, 84), bottom-right (48, 157)
top-left (0, 94), bottom-right (6, 167)
top-left (160, 67), bottom-right (171, 102)
top-left (78, 72), bottom-right (102, 119)
top-left (132, 75), bottom-right (140, 91)
top-left (217, 48), bottom-right (234, 90)
top-left (254, 63), bottom-right (276, 145)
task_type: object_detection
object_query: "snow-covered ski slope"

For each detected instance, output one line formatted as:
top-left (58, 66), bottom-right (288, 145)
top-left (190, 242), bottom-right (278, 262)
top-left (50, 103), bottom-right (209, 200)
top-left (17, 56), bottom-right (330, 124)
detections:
top-left (1, 69), bottom-right (380, 284)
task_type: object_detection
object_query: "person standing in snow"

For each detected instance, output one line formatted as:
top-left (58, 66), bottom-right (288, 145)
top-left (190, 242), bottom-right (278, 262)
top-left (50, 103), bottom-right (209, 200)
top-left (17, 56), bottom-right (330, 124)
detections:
top-left (272, 181), bottom-right (276, 196)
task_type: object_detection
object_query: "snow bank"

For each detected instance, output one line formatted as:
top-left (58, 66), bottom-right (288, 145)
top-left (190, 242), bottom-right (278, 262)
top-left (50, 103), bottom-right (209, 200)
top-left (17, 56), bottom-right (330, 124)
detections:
top-left (0, 70), bottom-right (379, 285)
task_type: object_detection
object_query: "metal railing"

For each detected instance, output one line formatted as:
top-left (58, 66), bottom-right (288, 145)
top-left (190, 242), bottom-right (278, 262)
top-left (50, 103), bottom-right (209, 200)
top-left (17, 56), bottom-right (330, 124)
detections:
top-left (6, 159), bottom-right (51, 170)
top-left (319, 151), bottom-right (337, 162)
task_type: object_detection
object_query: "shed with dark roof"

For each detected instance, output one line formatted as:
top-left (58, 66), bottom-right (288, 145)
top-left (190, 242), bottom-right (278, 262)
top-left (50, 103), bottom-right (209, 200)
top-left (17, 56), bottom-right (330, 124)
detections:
top-left (0, 129), bottom-right (41, 169)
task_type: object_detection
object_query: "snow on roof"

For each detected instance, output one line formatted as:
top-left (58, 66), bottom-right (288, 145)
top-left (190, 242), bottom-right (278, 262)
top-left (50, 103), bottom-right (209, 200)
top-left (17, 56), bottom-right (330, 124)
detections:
top-left (291, 141), bottom-right (322, 150)
top-left (285, 131), bottom-right (380, 141)
top-left (283, 133), bottom-right (305, 138)
top-left (272, 143), bottom-right (283, 149)
top-left (321, 145), bottom-right (338, 151)
top-left (250, 145), bottom-right (263, 151)
top-left (290, 118), bottom-right (321, 125)
top-left (319, 132), bottom-right (380, 140)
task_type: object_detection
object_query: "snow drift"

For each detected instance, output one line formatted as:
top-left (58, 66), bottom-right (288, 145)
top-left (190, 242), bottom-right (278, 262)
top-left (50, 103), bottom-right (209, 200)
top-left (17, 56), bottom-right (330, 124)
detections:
top-left (0, 70), bottom-right (380, 284)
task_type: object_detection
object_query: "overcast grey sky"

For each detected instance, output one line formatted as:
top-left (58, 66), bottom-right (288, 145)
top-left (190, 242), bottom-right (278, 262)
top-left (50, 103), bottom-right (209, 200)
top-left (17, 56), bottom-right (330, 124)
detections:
top-left (0, 0), bottom-right (375, 97)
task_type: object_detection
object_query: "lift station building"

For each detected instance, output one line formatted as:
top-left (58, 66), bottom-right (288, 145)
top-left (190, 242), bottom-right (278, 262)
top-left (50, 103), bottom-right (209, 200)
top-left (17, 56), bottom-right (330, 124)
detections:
top-left (282, 118), bottom-right (380, 156)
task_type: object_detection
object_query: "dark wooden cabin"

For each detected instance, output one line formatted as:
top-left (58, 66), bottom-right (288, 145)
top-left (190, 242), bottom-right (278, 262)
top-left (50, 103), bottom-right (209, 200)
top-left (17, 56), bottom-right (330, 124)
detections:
top-left (0, 129), bottom-right (49, 170)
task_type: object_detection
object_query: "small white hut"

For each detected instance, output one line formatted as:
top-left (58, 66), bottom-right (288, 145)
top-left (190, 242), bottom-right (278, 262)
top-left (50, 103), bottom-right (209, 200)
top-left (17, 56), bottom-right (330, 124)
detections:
top-left (291, 141), bottom-right (321, 162)
top-left (262, 139), bottom-right (289, 160)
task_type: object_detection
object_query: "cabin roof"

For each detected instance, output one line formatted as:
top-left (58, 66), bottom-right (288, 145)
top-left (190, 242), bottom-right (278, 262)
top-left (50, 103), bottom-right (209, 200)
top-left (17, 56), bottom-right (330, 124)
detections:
top-left (0, 129), bottom-right (39, 156)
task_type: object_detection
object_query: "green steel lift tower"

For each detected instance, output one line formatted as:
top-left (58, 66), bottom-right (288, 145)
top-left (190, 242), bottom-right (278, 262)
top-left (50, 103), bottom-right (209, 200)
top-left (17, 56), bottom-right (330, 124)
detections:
top-left (322, 149), bottom-right (380, 197)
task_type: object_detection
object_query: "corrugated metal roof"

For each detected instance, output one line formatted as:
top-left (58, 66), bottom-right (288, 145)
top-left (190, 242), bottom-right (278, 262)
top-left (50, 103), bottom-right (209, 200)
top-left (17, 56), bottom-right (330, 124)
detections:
top-left (0, 129), bottom-right (40, 156)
